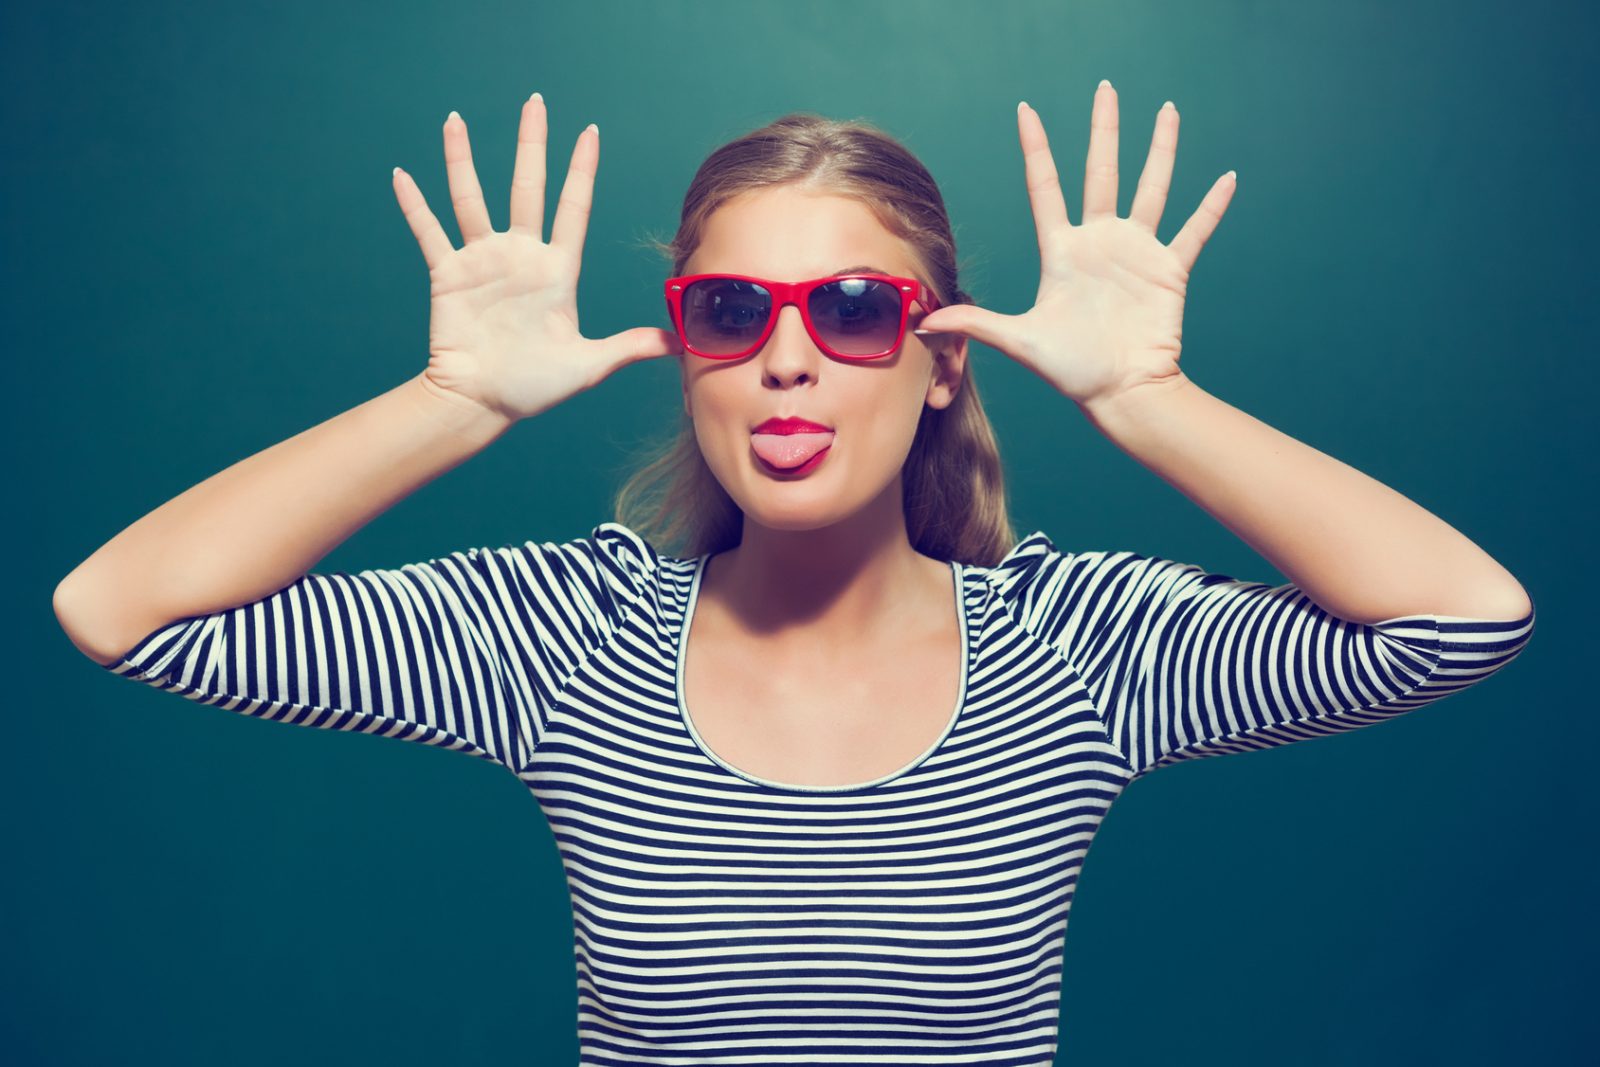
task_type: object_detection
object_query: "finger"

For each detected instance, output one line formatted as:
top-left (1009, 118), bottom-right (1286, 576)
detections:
top-left (1168, 172), bottom-right (1237, 275)
top-left (915, 304), bottom-right (1019, 356)
top-left (597, 326), bottom-right (684, 372)
top-left (1018, 101), bottom-right (1072, 249)
top-left (1083, 79), bottom-right (1119, 222)
top-left (549, 124), bottom-right (598, 267)
top-left (391, 166), bottom-right (455, 273)
top-left (509, 92), bottom-right (548, 238)
top-left (443, 111), bottom-right (495, 243)
top-left (1129, 101), bottom-right (1178, 236)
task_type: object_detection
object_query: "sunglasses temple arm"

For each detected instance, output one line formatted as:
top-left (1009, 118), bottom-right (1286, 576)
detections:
top-left (910, 283), bottom-right (945, 334)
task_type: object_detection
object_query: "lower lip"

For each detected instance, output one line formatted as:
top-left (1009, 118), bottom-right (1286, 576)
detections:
top-left (753, 442), bottom-right (832, 477)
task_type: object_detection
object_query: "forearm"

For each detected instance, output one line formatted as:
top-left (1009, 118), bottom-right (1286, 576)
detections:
top-left (1076, 372), bottom-right (1532, 624)
top-left (54, 370), bottom-right (515, 664)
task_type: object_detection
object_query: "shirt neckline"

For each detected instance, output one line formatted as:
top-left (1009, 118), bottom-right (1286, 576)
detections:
top-left (674, 551), bottom-right (971, 794)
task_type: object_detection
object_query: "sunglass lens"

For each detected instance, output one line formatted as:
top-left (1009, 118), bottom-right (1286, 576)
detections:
top-left (682, 278), bottom-right (771, 355)
top-left (809, 278), bottom-right (904, 356)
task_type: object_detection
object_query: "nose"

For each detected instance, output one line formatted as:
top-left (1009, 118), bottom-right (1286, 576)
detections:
top-left (757, 303), bottom-right (822, 386)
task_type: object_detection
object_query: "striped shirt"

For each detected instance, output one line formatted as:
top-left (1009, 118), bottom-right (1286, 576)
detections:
top-left (103, 522), bottom-right (1536, 1065)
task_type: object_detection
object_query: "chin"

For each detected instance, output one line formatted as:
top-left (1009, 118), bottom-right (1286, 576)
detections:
top-left (734, 492), bottom-right (842, 532)
top-left (750, 513), bottom-right (839, 533)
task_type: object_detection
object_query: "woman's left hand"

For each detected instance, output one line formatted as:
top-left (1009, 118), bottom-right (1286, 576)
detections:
top-left (916, 82), bottom-right (1236, 409)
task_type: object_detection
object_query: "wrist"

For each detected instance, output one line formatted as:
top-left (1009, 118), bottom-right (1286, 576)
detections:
top-left (406, 371), bottom-right (517, 445)
top-left (1077, 371), bottom-right (1197, 437)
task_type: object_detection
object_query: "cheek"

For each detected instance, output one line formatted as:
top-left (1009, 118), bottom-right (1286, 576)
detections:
top-left (687, 385), bottom-right (747, 473)
top-left (842, 377), bottom-right (926, 467)
top-left (887, 363), bottom-right (934, 427)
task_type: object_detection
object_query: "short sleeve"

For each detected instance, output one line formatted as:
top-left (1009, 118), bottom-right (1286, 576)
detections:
top-left (100, 521), bottom-right (659, 777)
top-left (989, 531), bottom-right (1536, 781)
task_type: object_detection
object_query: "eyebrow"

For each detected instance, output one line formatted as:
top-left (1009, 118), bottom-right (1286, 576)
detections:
top-left (829, 264), bottom-right (892, 276)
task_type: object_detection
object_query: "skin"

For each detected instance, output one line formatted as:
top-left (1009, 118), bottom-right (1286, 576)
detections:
top-left (678, 185), bottom-right (971, 652)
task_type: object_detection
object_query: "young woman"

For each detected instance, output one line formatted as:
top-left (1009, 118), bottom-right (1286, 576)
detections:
top-left (54, 83), bottom-right (1535, 1065)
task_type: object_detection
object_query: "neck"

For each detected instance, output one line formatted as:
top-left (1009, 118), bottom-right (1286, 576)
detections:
top-left (707, 481), bottom-right (941, 646)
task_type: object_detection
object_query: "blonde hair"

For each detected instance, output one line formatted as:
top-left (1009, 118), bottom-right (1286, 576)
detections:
top-left (613, 111), bottom-right (1018, 565)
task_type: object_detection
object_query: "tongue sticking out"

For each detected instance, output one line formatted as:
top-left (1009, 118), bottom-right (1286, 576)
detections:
top-left (751, 431), bottom-right (834, 469)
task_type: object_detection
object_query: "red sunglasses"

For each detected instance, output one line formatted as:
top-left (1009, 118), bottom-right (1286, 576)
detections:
top-left (663, 272), bottom-right (941, 361)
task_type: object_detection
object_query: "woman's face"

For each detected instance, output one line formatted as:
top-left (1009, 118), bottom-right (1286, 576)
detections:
top-left (679, 185), bottom-right (967, 533)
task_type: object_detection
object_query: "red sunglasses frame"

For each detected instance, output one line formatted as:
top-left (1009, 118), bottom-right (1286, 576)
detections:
top-left (663, 272), bottom-right (942, 361)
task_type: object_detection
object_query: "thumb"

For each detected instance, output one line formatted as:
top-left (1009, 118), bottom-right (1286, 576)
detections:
top-left (916, 304), bottom-right (1019, 353)
top-left (596, 326), bottom-right (684, 370)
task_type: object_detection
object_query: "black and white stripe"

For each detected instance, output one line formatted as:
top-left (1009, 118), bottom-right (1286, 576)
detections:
top-left (994, 533), bottom-right (1536, 780)
top-left (105, 523), bottom-right (1534, 1065)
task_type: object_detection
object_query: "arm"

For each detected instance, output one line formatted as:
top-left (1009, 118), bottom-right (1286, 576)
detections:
top-left (997, 530), bottom-right (1534, 781)
top-left (51, 373), bottom-right (560, 775)
top-left (1065, 371), bottom-right (1534, 780)
top-left (1077, 373), bottom-right (1533, 624)
top-left (53, 367), bottom-right (660, 775)
top-left (82, 517), bottom-right (656, 778)
top-left (53, 371), bottom-right (512, 665)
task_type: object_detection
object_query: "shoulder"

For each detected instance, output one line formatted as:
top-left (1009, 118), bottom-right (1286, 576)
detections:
top-left (971, 529), bottom-right (1069, 601)
top-left (973, 529), bottom-right (1217, 607)
top-left (452, 522), bottom-right (667, 621)
top-left (585, 521), bottom-right (664, 596)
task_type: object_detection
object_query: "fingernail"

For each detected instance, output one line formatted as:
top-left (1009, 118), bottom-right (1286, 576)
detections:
top-left (1017, 100), bottom-right (1029, 112)
top-left (529, 91), bottom-right (542, 104)
top-left (586, 122), bottom-right (598, 135)
top-left (447, 110), bottom-right (460, 125)
top-left (1162, 100), bottom-right (1175, 111)
top-left (1099, 78), bottom-right (1112, 90)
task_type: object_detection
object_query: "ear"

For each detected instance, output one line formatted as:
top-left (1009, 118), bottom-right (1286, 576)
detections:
top-left (924, 335), bottom-right (969, 411)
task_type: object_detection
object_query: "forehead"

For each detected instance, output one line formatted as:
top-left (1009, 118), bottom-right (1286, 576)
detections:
top-left (685, 186), bottom-right (917, 279)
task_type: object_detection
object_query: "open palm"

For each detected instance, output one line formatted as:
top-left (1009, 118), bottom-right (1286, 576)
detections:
top-left (392, 96), bottom-right (681, 424)
top-left (918, 82), bottom-right (1236, 408)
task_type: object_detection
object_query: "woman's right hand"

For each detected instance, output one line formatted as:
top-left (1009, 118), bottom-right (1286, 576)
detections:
top-left (392, 94), bottom-right (683, 424)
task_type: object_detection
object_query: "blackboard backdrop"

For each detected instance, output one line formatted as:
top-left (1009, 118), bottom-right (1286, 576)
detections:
top-left (9, 1), bottom-right (1589, 1063)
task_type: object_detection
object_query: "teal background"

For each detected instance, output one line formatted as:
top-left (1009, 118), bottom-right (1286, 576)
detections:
top-left (8, 0), bottom-right (1591, 1063)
